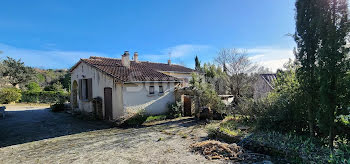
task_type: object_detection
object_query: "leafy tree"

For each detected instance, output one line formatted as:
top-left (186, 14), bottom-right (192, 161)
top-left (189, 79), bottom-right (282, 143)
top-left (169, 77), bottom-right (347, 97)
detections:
top-left (59, 73), bottom-right (71, 91)
top-left (294, 0), bottom-right (321, 137)
top-left (1, 57), bottom-right (35, 87)
top-left (44, 81), bottom-right (65, 92)
top-left (317, 0), bottom-right (349, 148)
top-left (195, 55), bottom-right (201, 71)
top-left (26, 82), bottom-right (42, 92)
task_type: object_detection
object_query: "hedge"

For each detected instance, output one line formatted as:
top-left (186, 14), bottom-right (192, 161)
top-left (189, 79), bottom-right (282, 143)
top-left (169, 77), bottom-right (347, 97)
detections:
top-left (21, 91), bottom-right (69, 104)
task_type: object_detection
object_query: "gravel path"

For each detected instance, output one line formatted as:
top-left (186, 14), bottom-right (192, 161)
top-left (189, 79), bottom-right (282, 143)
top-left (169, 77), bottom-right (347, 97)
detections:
top-left (0, 107), bottom-right (221, 164)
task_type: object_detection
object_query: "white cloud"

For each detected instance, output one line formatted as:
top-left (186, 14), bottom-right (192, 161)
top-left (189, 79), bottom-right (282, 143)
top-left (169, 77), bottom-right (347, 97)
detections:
top-left (247, 47), bottom-right (294, 72)
top-left (0, 43), bottom-right (106, 69)
top-left (143, 44), bottom-right (212, 66)
top-left (164, 44), bottom-right (211, 58)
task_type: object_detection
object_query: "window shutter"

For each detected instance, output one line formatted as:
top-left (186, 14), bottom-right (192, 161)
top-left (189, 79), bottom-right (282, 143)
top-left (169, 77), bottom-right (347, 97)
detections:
top-left (88, 78), bottom-right (93, 100)
top-left (79, 79), bottom-right (82, 99)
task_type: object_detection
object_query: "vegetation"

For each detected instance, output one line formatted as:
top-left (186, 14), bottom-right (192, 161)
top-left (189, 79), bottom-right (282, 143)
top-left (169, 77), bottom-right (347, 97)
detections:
top-left (293, 0), bottom-right (350, 148)
top-left (26, 82), bottom-right (42, 92)
top-left (1, 57), bottom-right (35, 87)
top-left (0, 87), bottom-right (22, 104)
top-left (145, 115), bottom-right (167, 122)
top-left (294, 0), bottom-right (320, 137)
top-left (167, 101), bottom-right (182, 118)
top-left (21, 91), bottom-right (69, 104)
top-left (0, 56), bottom-right (71, 104)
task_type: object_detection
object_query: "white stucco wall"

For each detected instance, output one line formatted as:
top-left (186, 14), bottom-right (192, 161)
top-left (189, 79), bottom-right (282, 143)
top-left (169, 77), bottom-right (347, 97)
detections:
top-left (71, 62), bottom-right (124, 119)
top-left (122, 82), bottom-right (177, 115)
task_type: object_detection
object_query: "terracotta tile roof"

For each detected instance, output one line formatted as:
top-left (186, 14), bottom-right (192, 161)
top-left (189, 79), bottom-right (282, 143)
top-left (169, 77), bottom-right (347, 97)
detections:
top-left (260, 74), bottom-right (277, 89)
top-left (72, 56), bottom-right (194, 82)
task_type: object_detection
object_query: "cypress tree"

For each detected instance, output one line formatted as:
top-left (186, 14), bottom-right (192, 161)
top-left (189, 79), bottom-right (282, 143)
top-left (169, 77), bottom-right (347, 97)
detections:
top-left (195, 55), bottom-right (201, 71)
top-left (294, 0), bottom-right (321, 137)
top-left (318, 0), bottom-right (349, 148)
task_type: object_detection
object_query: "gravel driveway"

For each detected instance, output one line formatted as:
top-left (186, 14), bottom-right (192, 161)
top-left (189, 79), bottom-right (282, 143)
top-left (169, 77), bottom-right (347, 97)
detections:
top-left (0, 106), bottom-right (220, 164)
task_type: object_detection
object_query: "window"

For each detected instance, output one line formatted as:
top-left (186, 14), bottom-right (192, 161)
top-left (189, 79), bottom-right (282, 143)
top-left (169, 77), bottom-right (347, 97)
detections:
top-left (79, 78), bottom-right (92, 100)
top-left (149, 86), bottom-right (155, 95)
top-left (159, 86), bottom-right (164, 94)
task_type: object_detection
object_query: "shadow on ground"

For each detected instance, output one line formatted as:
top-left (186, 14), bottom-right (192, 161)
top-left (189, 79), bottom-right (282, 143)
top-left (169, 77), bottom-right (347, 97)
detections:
top-left (0, 108), bottom-right (111, 148)
top-left (144, 117), bottom-right (205, 128)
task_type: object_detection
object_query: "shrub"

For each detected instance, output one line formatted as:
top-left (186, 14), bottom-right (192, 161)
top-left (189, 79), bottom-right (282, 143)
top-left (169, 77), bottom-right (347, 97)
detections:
top-left (191, 73), bottom-right (226, 116)
top-left (0, 87), bottom-right (21, 104)
top-left (21, 91), bottom-right (69, 104)
top-left (246, 131), bottom-right (330, 163)
top-left (329, 141), bottom-right (350, 163)
top-left (235, 98), bottom-right (267, 121)
top-left (167, 101), bottom-right (182, 118)
top-left (26, 82), bottom-right (42, 92)
top-left (256, 68), bottom-right (308, 134)
top-left (51, 103), bottom-right (65, 112)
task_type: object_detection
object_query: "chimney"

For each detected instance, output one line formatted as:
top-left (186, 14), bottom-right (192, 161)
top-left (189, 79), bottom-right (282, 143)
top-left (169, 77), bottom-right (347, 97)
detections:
top-left (134, 52), bottom-right (139, 63)
top-left (168, 59), bottom-right (171, 65)
top-left (122, 51), bottom-right (130, 68)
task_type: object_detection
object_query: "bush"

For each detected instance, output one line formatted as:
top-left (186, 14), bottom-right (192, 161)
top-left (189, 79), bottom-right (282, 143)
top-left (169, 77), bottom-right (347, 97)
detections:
top-left (167, 101), bottom-right (182, 118)
top-left (21, 91), bottom-right (69, 104)
top-left (329, 141), bottom-right (350, 163)
top-left (255, 67), bottom-right (308, 134)
top-left (51, 103), bottom-right (65, 112)
top-left (246, 131), bottom-right (330, 163)
top-left (26, 82), bottom-right (41, 92)
top-left (0, 87), bottom-right (21, 104)
top-left (235, 98), bottom-right (267, 121)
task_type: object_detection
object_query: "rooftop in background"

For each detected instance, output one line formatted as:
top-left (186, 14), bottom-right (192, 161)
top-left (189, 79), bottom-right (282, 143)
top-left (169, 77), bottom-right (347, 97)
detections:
top-left (260, 74), bottom-right (277, 89)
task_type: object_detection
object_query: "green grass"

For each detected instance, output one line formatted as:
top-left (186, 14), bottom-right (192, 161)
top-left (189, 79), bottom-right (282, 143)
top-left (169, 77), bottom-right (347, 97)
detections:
top-left (145, 115), bottom-right (167, 122)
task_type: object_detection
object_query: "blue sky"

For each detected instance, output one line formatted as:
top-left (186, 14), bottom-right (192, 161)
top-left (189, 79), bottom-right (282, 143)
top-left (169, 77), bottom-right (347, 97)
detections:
top-left (0, 0), bottom-right (296, 71)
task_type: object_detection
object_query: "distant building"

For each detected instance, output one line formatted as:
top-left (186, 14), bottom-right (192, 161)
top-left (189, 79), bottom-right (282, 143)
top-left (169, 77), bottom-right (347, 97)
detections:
top-left (254, 74), bottom-right (277, 100)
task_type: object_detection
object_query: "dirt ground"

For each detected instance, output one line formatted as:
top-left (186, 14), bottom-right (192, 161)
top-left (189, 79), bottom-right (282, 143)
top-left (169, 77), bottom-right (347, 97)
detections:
top-left (0, 106), bottom-right (222, 164)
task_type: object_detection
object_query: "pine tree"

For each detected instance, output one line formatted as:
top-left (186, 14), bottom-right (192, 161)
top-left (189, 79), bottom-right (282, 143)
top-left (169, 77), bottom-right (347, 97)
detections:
top-left (294, 0), bottom-right (321, 137)
top-left (318, 0), bottom-right (349, 148)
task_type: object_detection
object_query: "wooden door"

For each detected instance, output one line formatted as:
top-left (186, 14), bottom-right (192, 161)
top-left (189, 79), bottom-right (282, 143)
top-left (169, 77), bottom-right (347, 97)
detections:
top-left (184, 96), bottom-right (192, 116)
top-left (104, 87), bottom-right (113, 120)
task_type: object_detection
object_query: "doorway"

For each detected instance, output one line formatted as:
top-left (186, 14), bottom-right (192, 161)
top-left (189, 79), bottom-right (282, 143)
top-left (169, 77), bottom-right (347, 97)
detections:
top-left (104, 87), bottom-right (113, 120)
top-left (183, 96), bottom-right (192, 116)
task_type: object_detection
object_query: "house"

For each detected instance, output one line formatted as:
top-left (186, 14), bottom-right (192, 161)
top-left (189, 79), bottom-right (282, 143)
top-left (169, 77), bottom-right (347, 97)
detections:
top-left (253, 74), bottom-right (277, 100)
top-left (70, 51), bottom-right (194, 120)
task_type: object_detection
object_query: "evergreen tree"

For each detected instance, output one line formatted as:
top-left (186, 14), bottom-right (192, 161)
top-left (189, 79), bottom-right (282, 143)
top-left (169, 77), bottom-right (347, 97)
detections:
top-left (294, 0), bottom-right (321, 137)
top-left (195, 55), bottom-right (201, 71)
top-left (318, 0), bottom-right (349, 148)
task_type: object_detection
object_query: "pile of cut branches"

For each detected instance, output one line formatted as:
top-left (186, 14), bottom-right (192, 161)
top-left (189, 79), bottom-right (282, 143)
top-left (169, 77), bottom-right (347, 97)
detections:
top-left (191, 140), bottom-right (244, 160)
top-left (191, 140), bottom-right (270, 162)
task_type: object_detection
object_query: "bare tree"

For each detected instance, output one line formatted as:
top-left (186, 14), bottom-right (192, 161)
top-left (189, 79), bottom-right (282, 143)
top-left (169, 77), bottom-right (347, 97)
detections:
top-left (215, 48), bottom-right (257, 105)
